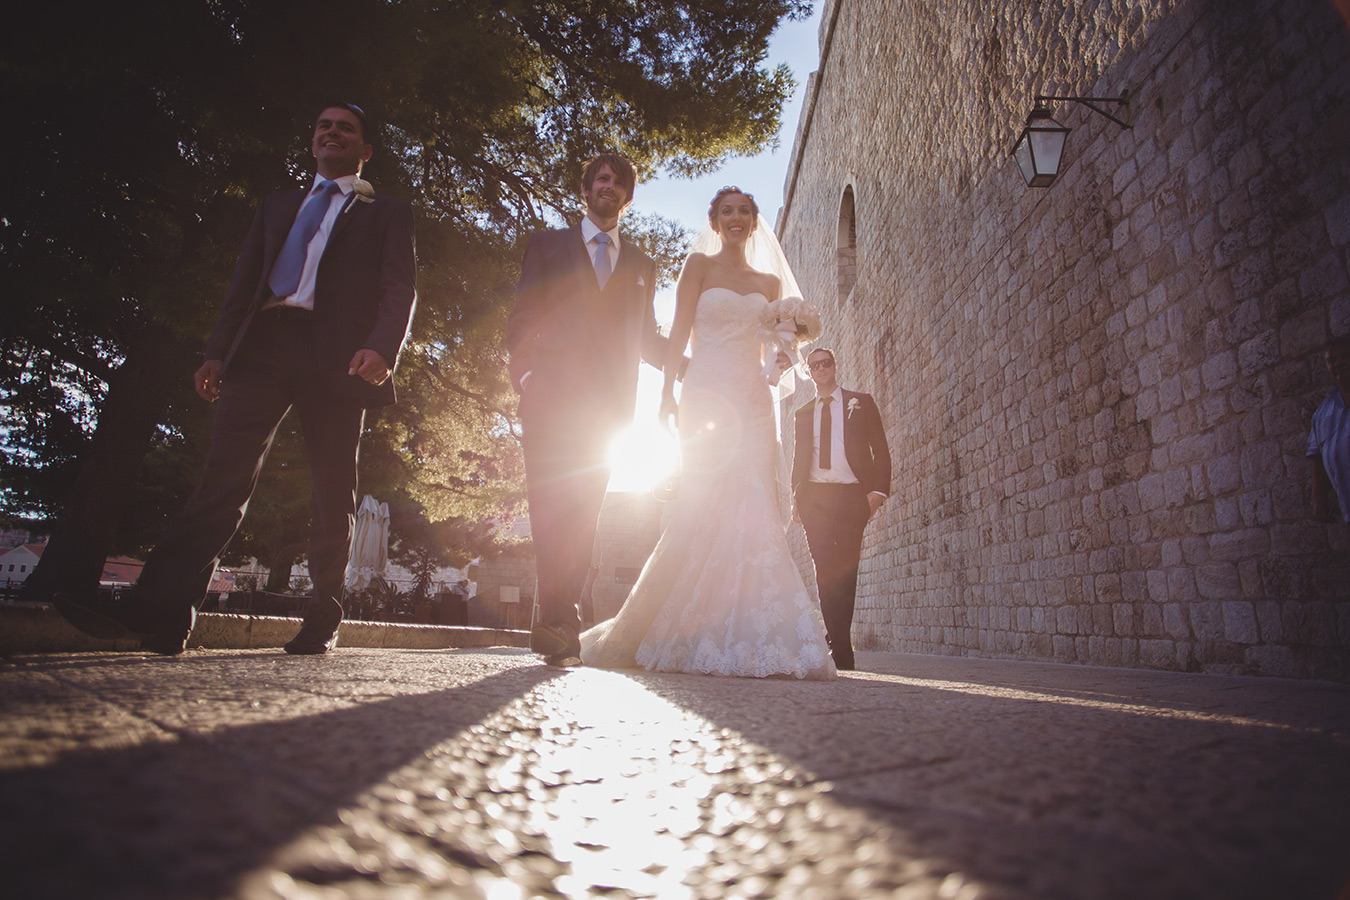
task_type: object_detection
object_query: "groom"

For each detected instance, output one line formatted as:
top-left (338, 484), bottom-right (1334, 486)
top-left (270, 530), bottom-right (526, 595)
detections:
top-left (792, 348), bottom-right (892, 670)
top-left (55, 102), bottom-right (417, 656)
top-left (506, 154), bottom-right (671, 666)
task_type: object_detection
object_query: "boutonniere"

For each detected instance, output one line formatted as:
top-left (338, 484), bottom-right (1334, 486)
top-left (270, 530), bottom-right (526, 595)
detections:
top-left (847, 397), bottom-right (861, 418)
top-left (350, 178), bottom-right (376, 204)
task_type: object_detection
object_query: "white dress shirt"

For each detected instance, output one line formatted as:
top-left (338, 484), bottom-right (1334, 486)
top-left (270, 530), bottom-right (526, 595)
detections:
top-left (271, 173), bottom-right (358, 311)
top-left (808, 387), bottom-right (858, 484)
top-left (808, 388), bottom-right (887, 501)
top-left (580, 215), bottom-right (621, 274)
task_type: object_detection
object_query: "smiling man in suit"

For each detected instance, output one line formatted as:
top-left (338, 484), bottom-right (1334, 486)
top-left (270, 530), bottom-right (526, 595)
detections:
top-left (792, 347), bottom-right (892, 671)
top-left (506, 154), bottom-right (670, 666)
top-left (56, 102), bottom-right (417, 656)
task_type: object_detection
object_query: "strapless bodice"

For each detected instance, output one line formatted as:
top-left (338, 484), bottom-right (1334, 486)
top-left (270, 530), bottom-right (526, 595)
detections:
top-left (687, 287), bottom-right (770, 386)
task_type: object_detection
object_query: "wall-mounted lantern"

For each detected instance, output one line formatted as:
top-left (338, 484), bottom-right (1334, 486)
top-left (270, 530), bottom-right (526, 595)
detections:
top-left (1013, 94), bottom-right (1129, 188)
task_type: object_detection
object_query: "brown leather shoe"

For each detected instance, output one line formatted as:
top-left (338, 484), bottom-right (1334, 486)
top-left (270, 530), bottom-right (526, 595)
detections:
top-left (53, 590), bottom-right (192, 656)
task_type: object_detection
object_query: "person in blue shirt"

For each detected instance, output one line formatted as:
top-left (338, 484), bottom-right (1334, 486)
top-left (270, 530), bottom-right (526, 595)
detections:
top-left (1308, 334), bottom-right (1350, 522)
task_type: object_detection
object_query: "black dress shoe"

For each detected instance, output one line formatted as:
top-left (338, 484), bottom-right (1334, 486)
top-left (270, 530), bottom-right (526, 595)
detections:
top-left (283, 597), bottom-right (342, 655)
top-left (52, 590), bottom-right (193, 656)
top-left (531, 623), bottom-right (582, 667)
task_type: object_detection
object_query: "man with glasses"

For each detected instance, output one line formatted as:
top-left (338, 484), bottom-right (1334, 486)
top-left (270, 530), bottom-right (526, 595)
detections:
top-left (56, 102), bottom-right (417, 656)
top-left (791, 348), bottom-right (891, 670)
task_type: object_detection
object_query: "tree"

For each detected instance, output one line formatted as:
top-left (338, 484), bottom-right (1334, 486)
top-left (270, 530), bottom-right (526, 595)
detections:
top-left (4, 0), bottom-right (809, 601)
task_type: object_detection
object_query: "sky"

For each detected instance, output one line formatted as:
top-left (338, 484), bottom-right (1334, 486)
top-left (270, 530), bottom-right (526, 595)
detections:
top-left (606, 7), bottom-right (824, 492)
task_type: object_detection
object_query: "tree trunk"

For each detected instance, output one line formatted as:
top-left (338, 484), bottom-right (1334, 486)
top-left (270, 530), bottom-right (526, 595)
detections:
top-left (24, 330), bottom-right (182, 602)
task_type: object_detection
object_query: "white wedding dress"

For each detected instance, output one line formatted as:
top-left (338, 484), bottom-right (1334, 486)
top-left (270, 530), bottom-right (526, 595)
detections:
top-left (580, 288), bottom-right (836, 680)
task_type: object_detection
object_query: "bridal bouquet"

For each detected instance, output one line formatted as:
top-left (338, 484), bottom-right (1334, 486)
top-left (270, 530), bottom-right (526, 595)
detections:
top-left (759, 296), bottom-right (822, 380)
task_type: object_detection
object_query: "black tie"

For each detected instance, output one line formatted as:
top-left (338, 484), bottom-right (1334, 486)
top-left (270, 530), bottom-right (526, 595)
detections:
top-left (819, 396), bottom-right (833, 469)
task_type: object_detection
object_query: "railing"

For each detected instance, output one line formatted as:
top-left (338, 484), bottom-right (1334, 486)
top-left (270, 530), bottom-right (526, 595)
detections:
top-left (2, 583), bottom-right (470, 627)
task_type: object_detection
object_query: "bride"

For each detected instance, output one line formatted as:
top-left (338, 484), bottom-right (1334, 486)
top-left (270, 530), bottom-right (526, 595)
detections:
top-left (580, 187), bottom-right (836, 680)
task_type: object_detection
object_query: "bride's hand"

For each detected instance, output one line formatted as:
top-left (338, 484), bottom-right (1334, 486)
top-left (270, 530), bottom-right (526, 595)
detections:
top-left (767, 349), bottom-right (792, 386)
top-left (659, 393), bottom-right (679, 433)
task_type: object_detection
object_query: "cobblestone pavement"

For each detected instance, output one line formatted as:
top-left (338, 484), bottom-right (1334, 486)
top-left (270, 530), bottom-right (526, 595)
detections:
top-left (2, 647), bottom-right (1347, 899)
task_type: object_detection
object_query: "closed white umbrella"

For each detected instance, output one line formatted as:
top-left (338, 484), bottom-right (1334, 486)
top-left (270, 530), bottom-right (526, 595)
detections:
top-left (346, 495), bottom-right (387, 590)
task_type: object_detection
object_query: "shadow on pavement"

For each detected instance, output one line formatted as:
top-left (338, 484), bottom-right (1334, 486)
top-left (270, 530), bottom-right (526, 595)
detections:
top-left (0, 649), bottom-right (560, 899)
top-left (629, 655), bottom-right (1350, 900)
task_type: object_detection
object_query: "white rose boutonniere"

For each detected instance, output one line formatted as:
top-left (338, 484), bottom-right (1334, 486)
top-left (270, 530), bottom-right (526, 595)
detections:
top-left (351, 177), bottom-right (376, 204)
top-left (847, 397), bottom-right (861, 418)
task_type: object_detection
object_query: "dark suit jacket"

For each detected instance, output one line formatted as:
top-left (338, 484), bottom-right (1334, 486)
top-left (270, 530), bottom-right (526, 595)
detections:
top-left (506, 224), bottom-right (665, 433)
top-left (792, 389), bottom-right (892, 497)
top-left (204, 186), bottom-right (417, 409)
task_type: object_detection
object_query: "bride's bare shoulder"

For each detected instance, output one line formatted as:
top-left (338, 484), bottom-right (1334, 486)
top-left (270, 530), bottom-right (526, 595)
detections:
top-left (759, 271), bottom-right (782, 300)
top-left (682, 251), bottom-right (715, 271)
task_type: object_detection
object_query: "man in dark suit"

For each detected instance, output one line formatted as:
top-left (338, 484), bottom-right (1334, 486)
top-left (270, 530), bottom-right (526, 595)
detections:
top-left (506, 154), bottom-right (668, 666)
top-left (56, 102), bottom-right (417, 656)
top-left (791, 347), bottom-right (891, 671)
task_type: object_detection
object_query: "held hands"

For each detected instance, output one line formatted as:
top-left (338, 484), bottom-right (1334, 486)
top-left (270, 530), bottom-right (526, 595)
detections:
top-left (194, 360), bottom-right (224, 402)
top-left (659, 392), bottom-right (679, 434)
top-left (348, 348), bottom-right (392, 385)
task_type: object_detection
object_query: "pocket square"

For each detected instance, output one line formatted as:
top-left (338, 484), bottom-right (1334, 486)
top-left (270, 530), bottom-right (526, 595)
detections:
top-left (637, 275), bottom-right (645, 286)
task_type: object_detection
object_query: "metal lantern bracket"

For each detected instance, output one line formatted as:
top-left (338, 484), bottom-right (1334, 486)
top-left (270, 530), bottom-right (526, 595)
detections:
top-left (1034, 93), bottom-right (1131, 129)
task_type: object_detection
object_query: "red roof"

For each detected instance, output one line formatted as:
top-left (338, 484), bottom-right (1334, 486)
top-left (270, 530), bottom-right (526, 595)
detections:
top-left (0, 542), bottom-right (46, 557)
top-left (4, 544), bottom-right (238, 591)
top-left (100, 556), bottom-right (144, 585)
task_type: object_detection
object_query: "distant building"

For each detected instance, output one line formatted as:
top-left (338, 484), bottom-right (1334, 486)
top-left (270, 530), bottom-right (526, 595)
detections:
top-left (470, 492), bottom-right (666, 629)
top-left (0, 543), bottom-right (235, 594)
top-left (0, 544), bottom-right (43, 585)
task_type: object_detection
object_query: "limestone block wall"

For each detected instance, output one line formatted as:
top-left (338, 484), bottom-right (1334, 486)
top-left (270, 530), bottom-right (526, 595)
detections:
top-left (469, 547), bottom-right (536, 628)
top-left (590, 493), bottom-right (665, 623)
top-left (777, 0), bottom-right (1350, 678)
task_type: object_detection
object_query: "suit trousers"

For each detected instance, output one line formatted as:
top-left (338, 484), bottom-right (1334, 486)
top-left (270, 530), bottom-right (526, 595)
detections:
top-left (136, 307), bottom-right (365, 618)
top-left (518, 392), bottom-right (612, 638)
top-left (797, 481), bottom-right (871, 668)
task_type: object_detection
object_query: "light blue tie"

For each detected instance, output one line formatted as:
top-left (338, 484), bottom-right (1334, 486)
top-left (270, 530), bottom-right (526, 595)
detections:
top-left (268, 180), bottom-right (340, 298)
top-left (592, 232), bottom-right (612, 289)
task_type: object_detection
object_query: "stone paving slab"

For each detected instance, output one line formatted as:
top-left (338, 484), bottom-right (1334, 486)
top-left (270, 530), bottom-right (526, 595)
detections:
top-left (1, 648), bottom-right (1347, 899)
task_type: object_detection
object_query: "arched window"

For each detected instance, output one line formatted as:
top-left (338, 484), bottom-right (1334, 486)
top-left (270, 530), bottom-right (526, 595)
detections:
top-left (837, 185), bottom-right (857, 304)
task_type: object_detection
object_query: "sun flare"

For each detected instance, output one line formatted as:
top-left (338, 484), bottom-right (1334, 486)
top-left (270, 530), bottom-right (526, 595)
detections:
top-left (607, 421), bottom-right (680, 493)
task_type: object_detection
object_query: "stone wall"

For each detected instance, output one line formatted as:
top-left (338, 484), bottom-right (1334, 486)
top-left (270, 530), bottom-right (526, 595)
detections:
top-left (777, 0), bottom-right (1350, 679)
top-left (589, 492), bottom-right (666, 623)
top-left (469, 545), bottom-right (536, 629)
